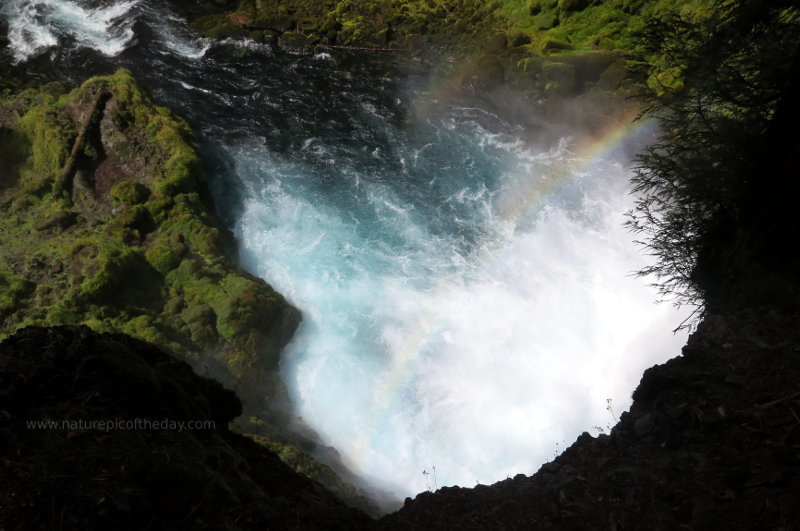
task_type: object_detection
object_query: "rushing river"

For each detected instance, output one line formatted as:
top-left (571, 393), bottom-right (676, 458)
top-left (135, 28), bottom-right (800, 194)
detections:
top-left (2, 0), bottom-right (689, 501)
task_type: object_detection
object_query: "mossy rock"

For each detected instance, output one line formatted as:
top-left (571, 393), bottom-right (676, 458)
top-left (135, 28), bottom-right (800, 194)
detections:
top-left (558, 0), bottom-right (590, 14)
top-left (0, 270), bottom-right (33, 319)
top-left (528, 0), bottom-right (559, 14)
top-left (545, 51), bottom-right (622, 87)
top-left (0, 70), bottom-right (300, 433)
top-left (518, 57), bottom-right (543, 74)
top-left (190, 14), bottom-right (249, 39)
top-left (597, 59), bottom-right (628, 90)
top-left (507, 30), bottom-right (532, 48)
top-left (16, 103), bottom-right (73, 186)
top-left (145, 234), bottom-right (187, 274)
top-left (533, 10), bottom-right (560, 29)
top-left (540, 37), bottom-right (574, 53)
top-left (473, 55), bottom-right (506, 91)
top-left (34, 210), bottom-right (79, 232)
top-left (542, 62), bottom-right (576, 94)
top-left (297, 16), bottom-right (322, 33)
top-left (485, 32), bottom-right (507, 53)
top-left (278, 32), bottom-right (314, 54)
top-left (117, 204), bottom-right (155, 236)
top-left (110, 180), bottom-right (150, 205)
top-left (77, 246), bottom-right (161, 307)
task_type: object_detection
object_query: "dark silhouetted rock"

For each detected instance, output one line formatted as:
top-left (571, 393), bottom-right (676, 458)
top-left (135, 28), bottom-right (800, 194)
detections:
top-left (0, 326), bottom-right (371, 530)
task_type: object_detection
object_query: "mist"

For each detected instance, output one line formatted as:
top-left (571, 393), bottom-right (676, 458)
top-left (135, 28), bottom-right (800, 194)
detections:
top-left (230, 87), bottom-right (690, 502)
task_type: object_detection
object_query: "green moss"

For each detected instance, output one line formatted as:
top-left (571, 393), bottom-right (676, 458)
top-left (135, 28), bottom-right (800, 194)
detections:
top-left (507, 29), bottom-right (532, 47)
top-left (76, 245), bottom-right (157, 306)
top-left (540, 36), bottom-right (574, 53)
top-left (0, 269), bottom-right (33, 322)
top-left (191, 14), bottom-right (249, 39)
top-left (16, 102), bottom-right (73, 188)
top-left (110, 180), bottom-right (150, 204)
top-left (248, 434), bottom-right (378, 516)
top-left (0, 72), bottom-right (298, 417)
top-left (121, 314), bottom-right (163, 344)
top-left (558, 0), bottom-right (589, 15)
top-left (145, 233), bottom-right (187, 274)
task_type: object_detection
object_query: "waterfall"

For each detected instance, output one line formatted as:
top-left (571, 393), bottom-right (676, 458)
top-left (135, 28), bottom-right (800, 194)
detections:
top-left (2, 0), bottom-right (690, 500)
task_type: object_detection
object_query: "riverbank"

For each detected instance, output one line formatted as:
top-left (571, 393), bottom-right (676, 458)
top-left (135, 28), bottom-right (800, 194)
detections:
top-left (0, 68), bottom-right (381, 512)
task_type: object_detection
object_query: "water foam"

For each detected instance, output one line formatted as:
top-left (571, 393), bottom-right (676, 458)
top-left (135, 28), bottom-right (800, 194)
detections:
top-left (232, 110), bottom-right (689, 499)
top-left (1, 0), bottom-right (215, 63)
top-left (2, 0), bottom-right (139, 63)
top-left (142, 7), bottom-right (210, 60)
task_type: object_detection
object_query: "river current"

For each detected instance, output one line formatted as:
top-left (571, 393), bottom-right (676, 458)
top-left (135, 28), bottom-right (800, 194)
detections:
top-left (2, 0), bottom-right (689, 501)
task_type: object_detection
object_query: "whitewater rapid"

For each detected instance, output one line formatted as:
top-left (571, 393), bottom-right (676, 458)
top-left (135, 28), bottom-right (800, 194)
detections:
top-left (231, 116), bottom-right (689, 497)
top-left (2, 0), bottom-right (690, 502)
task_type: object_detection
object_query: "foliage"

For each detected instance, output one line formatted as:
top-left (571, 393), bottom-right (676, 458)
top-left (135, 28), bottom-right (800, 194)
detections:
top-left (627, 0), bottom-right (800, 312)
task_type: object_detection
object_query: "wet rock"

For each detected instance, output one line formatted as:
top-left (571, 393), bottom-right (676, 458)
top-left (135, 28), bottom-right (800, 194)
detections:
top-left (485, 32), bottom-right (509, 53)
top-left (633, 412), bottom-right (655, 438)
top-left (542, 61), bottom-right (576, 94)
top-left (278, 32), bottom-right (314, 54)
top-left (597, 60), bottom-right (627, 90)
top-left (473, 56), bottom-right (506, 91)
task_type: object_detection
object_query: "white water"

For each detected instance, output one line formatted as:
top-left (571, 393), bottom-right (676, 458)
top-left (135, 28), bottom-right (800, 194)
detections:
top-left (232, 116), bottom-right (689, 499)
top-left (1, 0), bottom-right (210, 63)
top-left (1, 0), bottom-right (139, 62)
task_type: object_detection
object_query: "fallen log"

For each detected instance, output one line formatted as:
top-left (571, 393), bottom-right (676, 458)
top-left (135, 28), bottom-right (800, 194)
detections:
top-left (53, 89), bottom-right (111, 202)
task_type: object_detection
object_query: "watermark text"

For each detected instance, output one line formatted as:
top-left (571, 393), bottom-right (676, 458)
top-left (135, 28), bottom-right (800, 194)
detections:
top-left (26, 418), bottom-right (216, 432)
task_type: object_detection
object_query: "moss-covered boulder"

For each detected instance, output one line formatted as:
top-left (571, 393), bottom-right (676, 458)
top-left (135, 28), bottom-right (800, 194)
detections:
top-left (110, 179), bottom-right (151, 204)
top-left (0, 70), bottom-right (299, 418)
top-left (532, 10), bottom-right (560, 30)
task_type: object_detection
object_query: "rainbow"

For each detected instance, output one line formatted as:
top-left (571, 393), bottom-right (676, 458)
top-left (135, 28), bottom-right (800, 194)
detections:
top-left (496, 112), bottom-right (655, 225)
top-left (348, 78), bottom-right (658, 480)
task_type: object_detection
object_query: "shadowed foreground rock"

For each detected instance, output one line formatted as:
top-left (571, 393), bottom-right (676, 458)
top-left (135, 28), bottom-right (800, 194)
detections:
top-left (379, 310), bottom-right (800, 530)
top-left (1, 309), bottom-right (799, 530)
top-left (0, 325), bottom-right (371, 530)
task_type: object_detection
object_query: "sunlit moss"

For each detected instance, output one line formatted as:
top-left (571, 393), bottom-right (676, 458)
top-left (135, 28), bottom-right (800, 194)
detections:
top-left (0, 70), bottom-right (298, 418)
